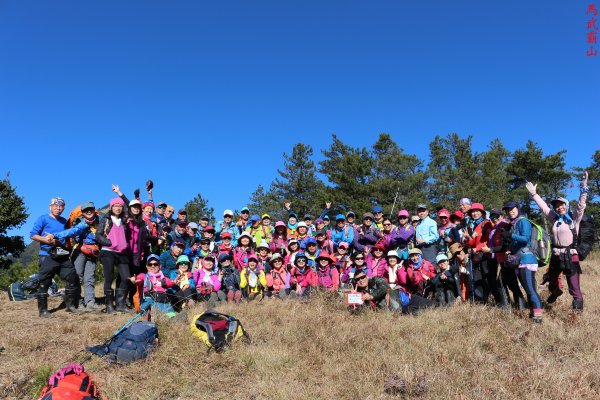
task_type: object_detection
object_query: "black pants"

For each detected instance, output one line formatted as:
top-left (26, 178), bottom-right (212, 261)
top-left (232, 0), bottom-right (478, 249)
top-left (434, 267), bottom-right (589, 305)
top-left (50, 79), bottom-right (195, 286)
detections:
top-left (99, 250), bottom-right (131, 291)
top-left (477, 257), bottom-right (508, 306)
top-left (171, 287), bottom-right (195, 308)
top-left (39, 255), bottom-right (79, 289)
top-left (500, 265), bottom-right (525, 308)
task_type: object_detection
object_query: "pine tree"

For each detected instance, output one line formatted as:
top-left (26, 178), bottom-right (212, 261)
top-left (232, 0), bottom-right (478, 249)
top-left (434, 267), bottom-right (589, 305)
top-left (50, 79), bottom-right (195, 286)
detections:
top-left (184, 194), bottom-right (214, 224)
top-left (0, 174), bottom-right (28, 270)
top-left (475, 138), bottom-right (512, 208)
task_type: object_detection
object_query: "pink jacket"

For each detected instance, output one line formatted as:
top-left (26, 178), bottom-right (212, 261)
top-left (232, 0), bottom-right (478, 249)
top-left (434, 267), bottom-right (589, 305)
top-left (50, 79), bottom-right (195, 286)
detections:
top-left (193, 269), bottom-right (221, 293)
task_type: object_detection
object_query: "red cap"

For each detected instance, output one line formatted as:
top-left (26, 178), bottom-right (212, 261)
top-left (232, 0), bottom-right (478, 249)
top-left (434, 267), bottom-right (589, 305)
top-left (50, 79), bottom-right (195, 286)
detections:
top-left (451, 210), bottom-right (464, 220)
top-left (438, 208), bottom-right (450, 218)
top-left (469, 203), bottom-right (485, 213)
top-left (221, 232), bottom-right (232, 239)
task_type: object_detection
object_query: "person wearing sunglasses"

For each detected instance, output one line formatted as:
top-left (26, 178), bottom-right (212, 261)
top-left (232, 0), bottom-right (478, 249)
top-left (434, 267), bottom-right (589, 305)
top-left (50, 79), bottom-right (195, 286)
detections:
top-left (353, 212), bottom-right (381, 254)
top-left (352, 272), bottom-right (389, 311)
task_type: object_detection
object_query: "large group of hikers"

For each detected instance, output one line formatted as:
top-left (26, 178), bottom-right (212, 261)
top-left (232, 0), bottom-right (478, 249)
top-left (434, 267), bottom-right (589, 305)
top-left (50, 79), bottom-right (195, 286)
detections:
top-left (28, 172), bottom-right (593, 324)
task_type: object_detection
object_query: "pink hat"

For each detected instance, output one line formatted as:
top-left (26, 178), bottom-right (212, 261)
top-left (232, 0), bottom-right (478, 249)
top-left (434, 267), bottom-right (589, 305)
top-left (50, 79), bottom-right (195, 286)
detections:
top-left (110, 197), bottom-right (125, 208)
top-left (397, 210), bottom-right (409, 217)
top-left (438, 208), bottom-right (450, 218)
top-left (275, 221), bottom-right (286, 228)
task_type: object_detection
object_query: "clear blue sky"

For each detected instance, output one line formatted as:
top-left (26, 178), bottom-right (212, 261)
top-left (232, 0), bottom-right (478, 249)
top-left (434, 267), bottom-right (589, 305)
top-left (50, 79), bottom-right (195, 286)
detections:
top-left (1, 1), bottom-right (598, 242)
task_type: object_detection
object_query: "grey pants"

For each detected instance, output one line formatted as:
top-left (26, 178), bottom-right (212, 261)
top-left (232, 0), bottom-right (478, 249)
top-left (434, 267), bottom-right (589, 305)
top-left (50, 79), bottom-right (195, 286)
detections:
top-left (73, 252), bottom-right (96, 304)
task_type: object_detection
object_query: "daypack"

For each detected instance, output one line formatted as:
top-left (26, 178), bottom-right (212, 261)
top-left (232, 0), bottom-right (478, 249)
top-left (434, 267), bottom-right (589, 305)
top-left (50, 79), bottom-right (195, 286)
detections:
top-left (8, 282), bottom-right (29, 301)
top-left (38, 363), bottom-right (102, 400)
top-left (190, 310), bottom-right (249, 352)
top-left (7, 276), bottom-right (58, 301)
top-left (523, 218), bottom-right (552, 266)
top-left (570, 214), bottom-right (596, 261)
top-left (86, 321), bottom-right (158, 363)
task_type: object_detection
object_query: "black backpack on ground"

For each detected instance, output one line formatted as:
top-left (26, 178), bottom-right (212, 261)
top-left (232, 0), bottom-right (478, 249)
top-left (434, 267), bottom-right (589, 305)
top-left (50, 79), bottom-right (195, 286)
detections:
top-left (86, 321), bottom-right (159, 363)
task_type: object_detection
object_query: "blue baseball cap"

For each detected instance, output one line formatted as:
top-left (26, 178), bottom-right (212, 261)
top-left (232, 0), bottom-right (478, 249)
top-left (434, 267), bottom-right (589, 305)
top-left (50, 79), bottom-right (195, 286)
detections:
top-left (373, 205), bottom-right (383, 213)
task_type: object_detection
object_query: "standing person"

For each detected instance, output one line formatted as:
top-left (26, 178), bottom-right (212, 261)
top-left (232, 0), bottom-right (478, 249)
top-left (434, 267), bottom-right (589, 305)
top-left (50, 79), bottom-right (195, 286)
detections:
top-left (394, 210), bottom-right (415, 259)
top-left (96, 195), bottom-right (132, 314)
top-left (502, 201), bottom-right (543, 323)
top-left (215, 209), bottom-right (240, 247)
top-left (372, 205), bottom-right (385, 230)
top-left (436, 208), bottom-right (454, 254)
top-left (381, 217), bottom-right (399, 252)
top-left (30, 197), bottom-right (81, 317)
top-left (236, 206), bottom-right (251, 235)
top-left (50, 201), bottom-right (101, 311)
top-left (526, 172), bottom-right (589, 311)
top-left (414, 204), bottom-right (439, 265)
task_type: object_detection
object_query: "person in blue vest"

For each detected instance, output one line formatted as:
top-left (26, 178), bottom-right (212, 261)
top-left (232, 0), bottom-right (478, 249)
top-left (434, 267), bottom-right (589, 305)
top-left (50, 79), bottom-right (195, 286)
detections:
top-left (30, 197), bottom-right (80, 317)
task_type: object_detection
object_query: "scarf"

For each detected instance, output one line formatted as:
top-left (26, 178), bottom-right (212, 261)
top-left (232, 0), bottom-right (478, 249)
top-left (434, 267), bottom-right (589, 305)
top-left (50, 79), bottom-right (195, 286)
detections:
top-left (410, 255), bottom-right (423, 270)
top-left (555, 212), bottom-right (573, 226)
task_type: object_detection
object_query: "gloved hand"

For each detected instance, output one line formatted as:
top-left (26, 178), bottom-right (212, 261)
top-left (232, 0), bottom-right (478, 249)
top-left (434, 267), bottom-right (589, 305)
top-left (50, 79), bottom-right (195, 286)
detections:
top-left (581, 171), bottom-right (588, 188)
top-left (525, 181), bottom-right (537, 196)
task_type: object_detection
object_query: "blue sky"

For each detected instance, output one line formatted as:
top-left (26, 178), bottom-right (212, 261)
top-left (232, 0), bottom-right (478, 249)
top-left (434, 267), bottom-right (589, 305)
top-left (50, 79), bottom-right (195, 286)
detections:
top-left (1, 1), bottom-right (598, 242)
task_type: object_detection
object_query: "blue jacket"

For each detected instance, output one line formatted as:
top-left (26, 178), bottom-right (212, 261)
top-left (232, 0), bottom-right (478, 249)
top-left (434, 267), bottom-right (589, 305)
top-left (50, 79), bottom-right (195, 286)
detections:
top-left (331, 225), bottom-right (354, 248)
top-left (215, 220), bottom-right (240, 247)
top-left (509, 217), bottom-right (538, 264)
top-left (51, 221), bottom-right (96, 246)
top-left (30, 214), bottom-right (68, 256)
top-left (415, 216), bottom-right (439, 245)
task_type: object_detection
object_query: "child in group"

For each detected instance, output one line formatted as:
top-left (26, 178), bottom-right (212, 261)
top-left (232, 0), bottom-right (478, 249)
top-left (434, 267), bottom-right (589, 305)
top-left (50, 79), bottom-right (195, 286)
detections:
top-left (265, 253), bottom-right (291, 299)
top-left (430, 254), bottom-right (457, 306)
top-left (218, 253), bottom-right (242, 304)
top-left (315, 252), bottom-right (340, 291)
top-left (240, 255), bottom-right (267, 300)
top-left (132, 254), bottom-right (176, 317)
top-left (167, 255), bottom-right (195, 310)
top-left (193, 255), bottom-right (222, 305)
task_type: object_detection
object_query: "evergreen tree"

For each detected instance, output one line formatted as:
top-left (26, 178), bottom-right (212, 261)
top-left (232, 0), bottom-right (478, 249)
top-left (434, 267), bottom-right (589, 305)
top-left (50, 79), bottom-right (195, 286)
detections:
top-left (184, 193), bottom-right (214, 224)
top-left (427, 133), bottom-right (481, 211)
top-left (507, 140), bottom-right (570, 218)
top-left (272, 143), bottom-right (326, 217)
top-left (370, 133), bottom-right (427, 214)
top-left (0, 174), bottom-right (28, 270)
top-left (475, 138), bottom-right (512, 208)
top-left (248, 183), bottom-right (284, 220)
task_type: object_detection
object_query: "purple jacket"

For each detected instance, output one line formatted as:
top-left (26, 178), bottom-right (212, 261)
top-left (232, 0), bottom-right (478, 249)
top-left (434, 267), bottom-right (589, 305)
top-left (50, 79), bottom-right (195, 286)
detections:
top-left (392, 225), bottom-right (415, 249)
top-left (353, 225), bottom-right (381, 253)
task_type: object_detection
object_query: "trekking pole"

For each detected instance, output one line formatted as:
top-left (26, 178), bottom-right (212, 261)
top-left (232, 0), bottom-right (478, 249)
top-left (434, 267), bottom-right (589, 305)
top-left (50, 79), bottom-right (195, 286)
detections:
top-left (389, 190), bottom-right (399, 217)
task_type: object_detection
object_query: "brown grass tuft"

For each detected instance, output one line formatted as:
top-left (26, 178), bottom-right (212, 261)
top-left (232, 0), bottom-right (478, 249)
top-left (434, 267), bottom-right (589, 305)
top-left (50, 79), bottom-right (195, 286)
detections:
top-left (1, 253), bottom-right (600, 399)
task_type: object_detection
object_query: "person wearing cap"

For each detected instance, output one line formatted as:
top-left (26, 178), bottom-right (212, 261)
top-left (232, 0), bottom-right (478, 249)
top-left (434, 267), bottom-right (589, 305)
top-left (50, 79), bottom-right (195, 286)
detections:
top-left (303, 214), bottom-right (315, 236)
top-left (160, 240), bottom-right (186, 277)
top-left (47, 201), bottom-right (102, 312)
top-left (193, 254), bottom-right (222, 305)
top-left (459, 198), bottom-right (472, 215)
top-left (384, 250), bottom-right (403, 311)
top-left (96, 190), bottom-right (134, 314)
top-left (447, 210), bottom-right (466, 244)
top-left (218, 253), bottom-right (242, 303)
top-left (295, 221), bottom-right (310, 244)
top-left (436, 208), bottom-right (454, 252)
top-left (256, 240), bottom-right (273, 273)
top-left (215, 209), bottom-right (240, 247)
top-left (303, 237), bottom-right (320, 267)
top-left (399, 248), bottom-right (435, 295)
top-left (186, 222), bottom-right (201, 249)
top-left (166, 220), bottom-right (191, 250)
top-left (462, 203), bottom-right (502, 305)
top-left (197, 215), bottom-right (210, 235)
top-left (167, 255), bottom-right (196, 309)
top-left (218, 231), bottom-right (235, 256)
top-left (367, 243), bottom-right (388, 277)
top-left (488, 207), bottom-right (521, 309)
top-left (284, 238), bottom-right (300, 266)
top-left (334, 242), bottom-right (353, 288)
top-left (314, 252), bottom-right (339, 291)
top-left (449, 242), bottom-right (470, 301)
top-left (414, 204), bottom-right (440, 265)
top-left (163, 205), bottom-right (176, 229)
top-left (153, 201), bottom-right (168, 226)
top-left (245, 214), bottom-right (264, 244)
top-left (315, 229), bottom-right (334, 255)
top-left (190, 237), bottom-right (217, 270)
top-left (289, 252), bottom-right (317, 297)
top-left (236, 206), bottom-right (251, 235)
top-left (170, 209), bottom-right (188, 231)
top-left (502, 200), bottom-right (543, 323)
top-left (430, 254), bottom-right (457, 306)
top-left (31, 197), bottom-right (82, 316)
top-left (380, 217), bottom-right (399, 252)
top-left (372, 205), bottom-right (385, 230)
top-left (233, 232), bottom-right (256, 271)
top-left (285, 206), bottom-right (299, 238)
top-left (352, 271), bottom-right (390, 311)
top-left (201, 226), bottom-right (217, 251)
top-left (254, 214), bottom-right (275, 245)
top-left (526, 172), bottom-right (589, 311)
top-left (331, 214), bottom-right (354, 251)
top-left (353, 212), bottom-right (381, 254)
top-left (394, 210), bottom-right (415, 259)
top-left (265, 253), bottom-right (291, 299)
top-left (132, 254), bottom-right (176, 317)
top-left (345, 211), bottom-right (358, 230)
top-left (270, 221), bottom-right (289, 256)
top-left (240, 254), bottom-right (267, 300)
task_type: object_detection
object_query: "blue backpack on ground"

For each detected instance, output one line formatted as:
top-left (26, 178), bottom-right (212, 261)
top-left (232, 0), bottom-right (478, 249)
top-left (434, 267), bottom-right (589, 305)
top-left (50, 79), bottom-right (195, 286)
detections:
top-left (86, 321), bottom-right (158, 363)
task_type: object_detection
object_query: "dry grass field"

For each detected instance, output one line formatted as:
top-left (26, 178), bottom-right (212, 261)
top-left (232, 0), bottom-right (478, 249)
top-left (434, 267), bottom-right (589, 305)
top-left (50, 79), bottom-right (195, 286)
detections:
top-left (1, 253), bottom-right (600, 399)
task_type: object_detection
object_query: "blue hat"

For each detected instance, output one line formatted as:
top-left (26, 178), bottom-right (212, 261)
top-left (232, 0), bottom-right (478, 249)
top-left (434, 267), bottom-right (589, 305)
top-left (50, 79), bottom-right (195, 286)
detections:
top-left (200, 214), bottom-right (209, 221)
top-left (502, 201), bottom-right (520, 210)
top-left (250, 214), bottom-right (261, 222)
top-left (176, 255), bottom-right (190, 264)
top-left (323, 215), bottom-right (330, 220)
top-left (305, 237), bottom-right (317, 246)
top-left (241, 206), bottom-right (250, 212)
top-left (219, 253), bottom-right (232, 262)
top-left (304, 214), bottom-right (313, 220)
top-left (289, 212), bottom-right (298, 218)
top-left (373, 205), bottom-right (383, 213)
top-left (147, 254), bottom-right (160, 263)
top-left (335, 214), bottom-right (345, 221)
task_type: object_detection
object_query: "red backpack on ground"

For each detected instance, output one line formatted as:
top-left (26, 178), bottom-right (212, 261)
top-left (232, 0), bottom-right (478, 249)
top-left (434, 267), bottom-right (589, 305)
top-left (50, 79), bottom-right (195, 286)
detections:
top-left (38, 363), bottom-right (103, 400)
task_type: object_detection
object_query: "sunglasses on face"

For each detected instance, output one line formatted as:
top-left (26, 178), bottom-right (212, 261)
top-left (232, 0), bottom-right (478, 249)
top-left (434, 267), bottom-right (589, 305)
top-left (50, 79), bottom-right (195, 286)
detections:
top-left (355, 275), bottom-right (367, 281)
top-left (355, 257), bottom-right (365, 261)
top-left (148, 262), bottom-right (160, 267)
top-left (383, 223), bottom-right (392, 226)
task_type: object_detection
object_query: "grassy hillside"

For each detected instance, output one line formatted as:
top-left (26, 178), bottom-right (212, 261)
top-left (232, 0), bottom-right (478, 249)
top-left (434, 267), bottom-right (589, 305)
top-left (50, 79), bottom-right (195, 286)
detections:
top-left (1, 254), bottom-right (600, 399)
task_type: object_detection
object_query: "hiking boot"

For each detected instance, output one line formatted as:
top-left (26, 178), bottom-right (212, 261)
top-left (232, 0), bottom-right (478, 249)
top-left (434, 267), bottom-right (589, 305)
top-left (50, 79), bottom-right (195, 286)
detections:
top-left (64, 287), bottom-right (80, 313)
top-left (37, 292), bottom-right (51, 318)
top-left (572, 300), bottom-right (584, 311)
top-left (104, 290), bottom-right (116, 314)
top-left (532, 316), bottom-right (543, 324)
top-left (85, 301), bottom-right (103, 312)
top-left (115, 289), bottom-right (132, 313)
top-left (547, 289), bottom-right (563, 304)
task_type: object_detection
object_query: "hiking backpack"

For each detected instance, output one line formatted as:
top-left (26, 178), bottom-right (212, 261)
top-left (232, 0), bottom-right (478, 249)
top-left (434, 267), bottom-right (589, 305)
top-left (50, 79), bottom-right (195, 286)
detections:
top-left (38, 363), bottom-right (102, 400)
top-left (525, 218), bottom-right (552, 265)
top-left (571, 214), bottom-right (596, 261)
top-left (86, 321), bottom-right (158, 363)
top-left (190, 310), bottom-right (249, 352)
